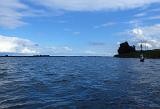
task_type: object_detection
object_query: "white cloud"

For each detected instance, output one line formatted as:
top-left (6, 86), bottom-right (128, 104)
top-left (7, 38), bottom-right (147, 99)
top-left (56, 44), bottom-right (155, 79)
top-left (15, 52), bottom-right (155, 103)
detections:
top-left (125, 19), bottom-right (143, 26)
top-left (147, 15), bottom-right (160, 20)
top-left (0, 0), bottom-right (28, 28)
top-left (0, 35), bottom-right (74, 55)
top-left (135, 24), bottom-right (160, 39)
top-left (64, 28), bottom-right (72, 32)
top-left (0, 35), bottom-right (38, 54)
top-left (84, 50), bottom-right (111, 56)
top-left (49, 46), bottom-right (73, 54)
top-left (129, 24), bottom-right (160, 49)
top-left (31, 0), bottom-right (160, 11)
top-left (1, 0), bottom-right (160, 28)
top-left (73, 31), bottom-right (81, 35)
top-left (134, 12), bottom-right (147, 17)
top-left (21, 48), bottom-right (37, 54)
top-left (133, 7), bottom-right (160, 21)
top-left (94, 22), bottom-right (116, 29)
top-left (63, 46), bottom-right (73, 52)
top-left (64, 28), bottom-right (80, 35)
top-left (0, 0), bottom-right (47, 28)
top-left (132, 28), bottom-right (144, 39)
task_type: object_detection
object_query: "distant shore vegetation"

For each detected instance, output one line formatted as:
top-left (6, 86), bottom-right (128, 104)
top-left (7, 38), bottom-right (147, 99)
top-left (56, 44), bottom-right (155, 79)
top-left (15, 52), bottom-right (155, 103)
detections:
top-left (114, 41), bottom-right (160, 59)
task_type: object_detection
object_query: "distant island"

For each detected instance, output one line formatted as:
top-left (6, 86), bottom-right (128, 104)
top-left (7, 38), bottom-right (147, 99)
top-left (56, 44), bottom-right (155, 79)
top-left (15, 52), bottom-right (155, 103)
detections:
top-left (0, 55), bottom-right (51, 57)
top-left (114, 41), bottom-right (160, 59)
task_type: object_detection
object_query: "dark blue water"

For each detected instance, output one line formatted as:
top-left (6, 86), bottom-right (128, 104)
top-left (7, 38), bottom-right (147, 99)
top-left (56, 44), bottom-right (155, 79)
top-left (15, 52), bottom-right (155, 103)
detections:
top-left (0, 57), bottom-right (160, 109)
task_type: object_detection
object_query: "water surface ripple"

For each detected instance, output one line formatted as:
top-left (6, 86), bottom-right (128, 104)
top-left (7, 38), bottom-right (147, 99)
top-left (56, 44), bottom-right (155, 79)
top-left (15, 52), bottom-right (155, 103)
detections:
top-left (0, 57), bottom-right (160, 109)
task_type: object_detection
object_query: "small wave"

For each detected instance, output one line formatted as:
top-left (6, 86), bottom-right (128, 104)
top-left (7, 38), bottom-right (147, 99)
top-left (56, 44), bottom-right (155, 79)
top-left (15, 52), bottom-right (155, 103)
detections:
top-left (0, 72), bottom-right (7, 78)
top-left (0, 57), bottom-right (160, 109)
top-left (0, 101), bottom-right (44, 109)
top-left (53, 79), bottom-right (70, 84)
top-left (31, 81), bottom-right (49, 92)
top-left (0, 69), bottom-right (8, 71)
top-left (0, 62), bottom-right (7, 64)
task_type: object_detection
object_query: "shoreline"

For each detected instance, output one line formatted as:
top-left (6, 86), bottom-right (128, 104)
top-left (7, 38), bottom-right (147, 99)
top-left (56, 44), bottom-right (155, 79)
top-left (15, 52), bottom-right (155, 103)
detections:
top-left (114, 49), bottom-right (160, 59)
top-left (0, 56), bottom-right (109, 57)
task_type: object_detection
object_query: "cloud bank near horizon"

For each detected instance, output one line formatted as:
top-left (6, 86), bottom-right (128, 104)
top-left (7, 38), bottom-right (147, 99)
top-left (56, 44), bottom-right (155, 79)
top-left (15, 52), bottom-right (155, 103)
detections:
top-left (0, 35), bottom-right (74, 55)
top-left (0, 35), bottom-right (38, 54)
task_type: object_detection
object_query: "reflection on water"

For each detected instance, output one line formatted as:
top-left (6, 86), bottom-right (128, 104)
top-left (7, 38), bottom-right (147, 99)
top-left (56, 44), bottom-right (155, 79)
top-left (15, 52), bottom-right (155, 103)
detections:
top-left (0, 57), bottom-right (160, 109)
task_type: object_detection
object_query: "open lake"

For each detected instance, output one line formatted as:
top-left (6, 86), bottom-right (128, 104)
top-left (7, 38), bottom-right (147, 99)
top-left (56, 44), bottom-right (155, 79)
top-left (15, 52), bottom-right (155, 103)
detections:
top-left (0, 57), bottom-right (160, 109)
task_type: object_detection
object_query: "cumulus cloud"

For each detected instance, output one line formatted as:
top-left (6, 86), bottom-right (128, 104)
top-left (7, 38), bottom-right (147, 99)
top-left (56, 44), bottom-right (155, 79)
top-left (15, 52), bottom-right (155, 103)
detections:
top-left (132, 28), bottom-right (144, 39)
top-left (129, 24), bottom-right (160, 49)
top-left (0, 35), bottom-right (38, 54)
top-left (31, 0), bottom-right (160, 11)
top-left (0, 35), bottom-right (74, 55)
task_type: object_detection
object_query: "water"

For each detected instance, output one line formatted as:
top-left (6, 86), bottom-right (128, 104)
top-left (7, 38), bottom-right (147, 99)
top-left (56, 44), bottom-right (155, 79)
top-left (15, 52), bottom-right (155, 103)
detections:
top-left (0, 57), bottom-right (160, 109)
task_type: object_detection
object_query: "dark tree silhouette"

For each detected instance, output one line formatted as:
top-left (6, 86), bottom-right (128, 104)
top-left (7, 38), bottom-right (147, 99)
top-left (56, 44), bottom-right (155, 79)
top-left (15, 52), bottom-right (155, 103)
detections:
top-left (118, 42), bottom-right (136, 54)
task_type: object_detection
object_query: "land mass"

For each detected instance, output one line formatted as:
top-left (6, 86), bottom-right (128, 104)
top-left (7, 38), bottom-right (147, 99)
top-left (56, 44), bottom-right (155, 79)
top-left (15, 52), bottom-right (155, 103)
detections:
top-left (114, 42), bottom-right (160, 59)
top-left (114, 49), bottom-right (160, 59)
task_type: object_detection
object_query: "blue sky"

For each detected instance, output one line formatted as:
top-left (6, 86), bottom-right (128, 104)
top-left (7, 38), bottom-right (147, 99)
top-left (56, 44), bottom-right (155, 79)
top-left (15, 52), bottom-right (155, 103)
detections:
top-left (0, 0), bottom-right (160, 56)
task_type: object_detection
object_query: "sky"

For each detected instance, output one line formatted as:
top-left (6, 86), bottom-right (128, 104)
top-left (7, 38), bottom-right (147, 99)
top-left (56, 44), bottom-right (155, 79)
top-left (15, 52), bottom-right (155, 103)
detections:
top-left (0, 0), bottom-right (160, 56)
